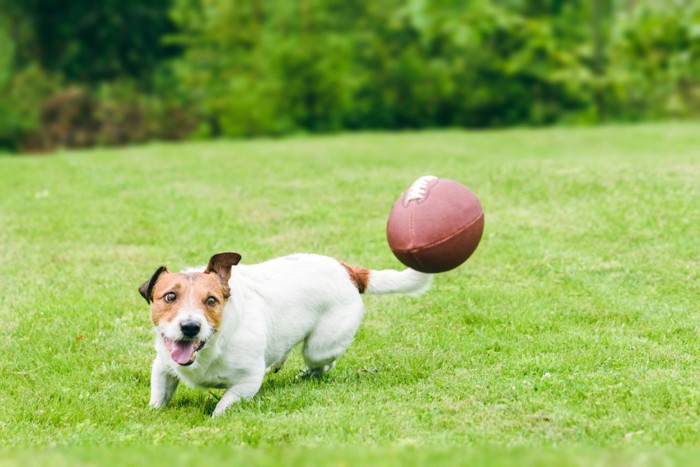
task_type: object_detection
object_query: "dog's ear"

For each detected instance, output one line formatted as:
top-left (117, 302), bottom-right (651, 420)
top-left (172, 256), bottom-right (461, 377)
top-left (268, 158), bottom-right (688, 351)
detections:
top-left (205, 252), bottom-right (241, 295)
top-left (138, 266), bottom-right (168, 304)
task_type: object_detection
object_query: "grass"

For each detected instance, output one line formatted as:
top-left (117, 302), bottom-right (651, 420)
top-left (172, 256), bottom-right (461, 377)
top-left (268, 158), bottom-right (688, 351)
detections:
top-left (0, 122), bottom-right (698, 465)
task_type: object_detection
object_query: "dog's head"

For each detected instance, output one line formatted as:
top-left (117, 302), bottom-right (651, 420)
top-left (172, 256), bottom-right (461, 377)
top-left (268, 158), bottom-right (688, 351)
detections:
top-left (138, 252), bottom-right (241, 366)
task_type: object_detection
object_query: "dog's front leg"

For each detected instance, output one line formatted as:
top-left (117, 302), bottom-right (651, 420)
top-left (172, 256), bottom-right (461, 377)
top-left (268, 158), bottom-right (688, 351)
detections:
top-left (150, 356), bottom-right (179, 409)
top-left (212, 364), bottom-right (265, 417)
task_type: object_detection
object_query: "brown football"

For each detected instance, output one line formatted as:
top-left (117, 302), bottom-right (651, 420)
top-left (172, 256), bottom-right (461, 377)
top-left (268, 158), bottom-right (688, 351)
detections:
top-left (386, 176), bottom-right (484, 273)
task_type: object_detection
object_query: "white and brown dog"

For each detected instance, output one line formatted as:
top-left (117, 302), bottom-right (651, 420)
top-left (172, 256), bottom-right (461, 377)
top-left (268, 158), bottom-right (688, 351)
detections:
top-left (138, 252), bottom-right (432, 417)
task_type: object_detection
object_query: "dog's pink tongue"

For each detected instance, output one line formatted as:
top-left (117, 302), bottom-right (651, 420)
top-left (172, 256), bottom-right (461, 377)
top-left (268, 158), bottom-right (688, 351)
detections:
top-left (171, 341), bottom-right (196, 365)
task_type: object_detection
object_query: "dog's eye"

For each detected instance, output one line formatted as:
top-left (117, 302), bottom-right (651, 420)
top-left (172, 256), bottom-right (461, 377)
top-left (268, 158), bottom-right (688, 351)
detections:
top-left (163, 292), bottom-right (177, 303)
top-left (205, 296), bottom-right (217, 307)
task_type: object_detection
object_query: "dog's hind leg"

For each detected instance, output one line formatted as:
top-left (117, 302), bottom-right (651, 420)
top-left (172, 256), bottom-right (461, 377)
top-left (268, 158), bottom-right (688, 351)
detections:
top-left (301, 300), bottom-right (364, 377)
top-left (267, 351), bottom-right (290, 374)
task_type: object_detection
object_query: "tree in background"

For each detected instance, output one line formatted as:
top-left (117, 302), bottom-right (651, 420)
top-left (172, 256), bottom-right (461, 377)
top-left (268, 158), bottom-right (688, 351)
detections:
top-left (1, 0), bottom-right (700, 151)
top-left (608, 0), bottom-right (700, 119)
top-left (6, 0), bottom-right (179, 83)
top-left (0, 0), bottom-right (193, 150)
top-left (169, 0), bottom-right (614, 136)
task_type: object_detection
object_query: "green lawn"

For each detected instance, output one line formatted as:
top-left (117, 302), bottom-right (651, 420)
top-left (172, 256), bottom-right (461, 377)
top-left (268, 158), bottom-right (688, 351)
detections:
top-left (0, 123), bottom-right (698, 465)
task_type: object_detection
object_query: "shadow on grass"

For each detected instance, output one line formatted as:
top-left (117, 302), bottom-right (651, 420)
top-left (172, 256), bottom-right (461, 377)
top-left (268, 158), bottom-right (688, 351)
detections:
top-left (160, 360), bottom-right (431, 417)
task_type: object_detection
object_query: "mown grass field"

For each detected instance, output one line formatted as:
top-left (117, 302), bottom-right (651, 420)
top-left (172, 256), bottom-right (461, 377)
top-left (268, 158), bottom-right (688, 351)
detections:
top-left (0, 123), bottom-right (698, 465)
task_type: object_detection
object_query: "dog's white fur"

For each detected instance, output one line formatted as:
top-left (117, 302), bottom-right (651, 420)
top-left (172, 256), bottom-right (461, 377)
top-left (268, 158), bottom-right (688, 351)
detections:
top-left (149, 253), bottom-right (432, 417)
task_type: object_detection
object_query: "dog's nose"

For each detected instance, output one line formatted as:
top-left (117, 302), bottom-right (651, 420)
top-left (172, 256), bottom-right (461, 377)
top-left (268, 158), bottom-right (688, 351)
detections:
top-left (180, 320), bottom-right (201, 338)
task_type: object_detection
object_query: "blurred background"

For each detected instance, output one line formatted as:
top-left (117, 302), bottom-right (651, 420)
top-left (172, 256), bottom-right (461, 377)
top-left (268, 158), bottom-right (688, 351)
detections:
top-left (0, 0), bottom-right (698, 153)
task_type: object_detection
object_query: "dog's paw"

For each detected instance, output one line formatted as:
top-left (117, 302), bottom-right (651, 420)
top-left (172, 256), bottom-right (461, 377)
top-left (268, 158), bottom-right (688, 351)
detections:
top-left (296, 367), bottom-right (327, 379)
top-left (296, 368), bottom-right (318, 379)
top-left (212, 403), bottom-right (230, 418)
top-left (212, 393), bottom-right (238, 417)
top-left (149, 399), bottom-right (166, 409)
top-left (297, 361), bottom-right (336, 379)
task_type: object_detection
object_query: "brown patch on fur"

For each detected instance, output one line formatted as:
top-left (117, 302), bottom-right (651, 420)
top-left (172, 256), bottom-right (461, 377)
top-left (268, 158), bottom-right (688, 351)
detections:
top-left (149, 272), bottom-right (227, 331)
top-left (339, 261), bottom-right (370, 294)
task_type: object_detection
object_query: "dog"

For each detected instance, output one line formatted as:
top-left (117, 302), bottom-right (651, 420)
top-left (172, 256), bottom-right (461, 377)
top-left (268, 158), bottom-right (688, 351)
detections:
top-left (138, 252), bottom-right (432, 417)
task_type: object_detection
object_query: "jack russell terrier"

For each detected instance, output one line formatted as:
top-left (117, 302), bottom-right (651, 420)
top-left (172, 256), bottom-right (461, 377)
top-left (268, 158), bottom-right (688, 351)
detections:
top-left (138, 252), bottom-right (432, 417)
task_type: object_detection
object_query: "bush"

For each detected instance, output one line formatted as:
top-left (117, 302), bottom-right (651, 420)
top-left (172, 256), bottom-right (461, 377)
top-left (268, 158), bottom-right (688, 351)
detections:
top-left (6, 82), bottom-right (198, 152)
top-left (168, 0), bottom-right (602, 137)
top-left (39, 88), bottom-right (100, 148)
top-left (4, 0), bottom-right (700, 151)
top-left (608, 1), bottom-right (700, 120)
top-left (0, 64), bottom-right (63, 151)
top-left (0, 0), bottom-right (192, 152)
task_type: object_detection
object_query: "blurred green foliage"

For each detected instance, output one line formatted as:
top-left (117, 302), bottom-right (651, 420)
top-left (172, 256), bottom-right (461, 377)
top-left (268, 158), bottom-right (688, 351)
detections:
top-left (609, 1), bottom-right (700, 119)
top-left (0, 0), bottom-right (190, 150)
top-left (1, 0), bottom-right (700, 151)
top-left (6, 0), bottom-right (179, 82)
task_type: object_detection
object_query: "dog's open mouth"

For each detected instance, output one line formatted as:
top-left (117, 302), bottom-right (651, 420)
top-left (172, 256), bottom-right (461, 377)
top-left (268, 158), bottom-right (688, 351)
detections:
top-left (162, 335), bottom-right (206, 366)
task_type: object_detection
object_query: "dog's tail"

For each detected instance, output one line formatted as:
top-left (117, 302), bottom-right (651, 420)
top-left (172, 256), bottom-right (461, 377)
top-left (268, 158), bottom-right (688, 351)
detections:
top-left (339, 261), bottom-right (433, 296)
